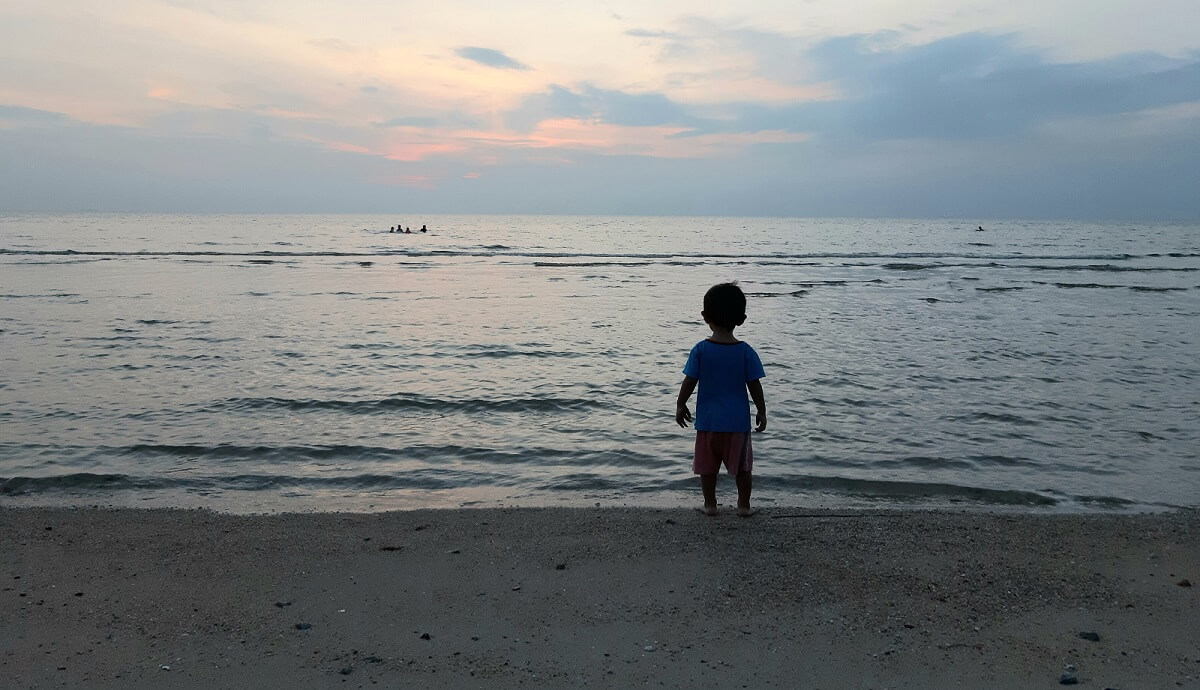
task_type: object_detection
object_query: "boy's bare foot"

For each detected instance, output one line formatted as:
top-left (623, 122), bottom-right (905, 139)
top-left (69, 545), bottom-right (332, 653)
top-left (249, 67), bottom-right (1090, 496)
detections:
top-left (737, 506), bottom-right (756, 517)
top-left (701, 504), bottom-right (718, 516)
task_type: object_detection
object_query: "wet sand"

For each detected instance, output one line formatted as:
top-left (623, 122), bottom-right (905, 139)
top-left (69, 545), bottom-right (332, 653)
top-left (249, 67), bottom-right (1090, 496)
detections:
top-left (2, 506), bottom-right (1198, 688)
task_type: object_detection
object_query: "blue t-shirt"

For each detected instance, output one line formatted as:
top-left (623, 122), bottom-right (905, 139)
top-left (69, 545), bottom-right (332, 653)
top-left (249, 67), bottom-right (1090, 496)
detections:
top-left (683, 340), bottom-right (765, 432)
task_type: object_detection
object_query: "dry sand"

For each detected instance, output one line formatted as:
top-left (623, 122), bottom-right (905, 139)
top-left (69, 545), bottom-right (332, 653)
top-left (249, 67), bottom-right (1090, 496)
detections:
top-left (2, 506), bottom-right (1198, 689)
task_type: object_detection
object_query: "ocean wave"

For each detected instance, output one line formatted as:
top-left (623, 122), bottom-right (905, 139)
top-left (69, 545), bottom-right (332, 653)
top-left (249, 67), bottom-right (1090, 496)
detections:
top-left (534, 261), bottom-right (655, 267)
top-left (1030, 264), bottom-right (1198, 273)
top-left (0, 441), bottom-right (668, 470)
top-left (0, 470), bottom-right (1068, 506)
top-left (1052, 282), bottom-right (1124, 289)
top-left (0, 292), bottom-right (82, 299)
top-left (756, 475), bottom-right (1058, 506)
top-left (208, 393), bottom-right (604, 414)
top-left (883, 262), bottom-right (945, 270)
top-left (0, 470), bottom-right (513, 494)
top-left (0, 248), bottom-right (1184, 263)
top-left (342, 343), bottom-right (587, 359)
top-left (745, 290), bottom-right (807, 298)
top-left (0, 460), bottom-right (1159, 509)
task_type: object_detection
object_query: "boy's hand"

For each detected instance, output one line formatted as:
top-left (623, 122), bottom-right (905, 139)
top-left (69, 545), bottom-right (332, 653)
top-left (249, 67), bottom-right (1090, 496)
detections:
top-left (676, 404), bottom-right (693, 428)
top-left (755, 410), bottom-right (767, 432)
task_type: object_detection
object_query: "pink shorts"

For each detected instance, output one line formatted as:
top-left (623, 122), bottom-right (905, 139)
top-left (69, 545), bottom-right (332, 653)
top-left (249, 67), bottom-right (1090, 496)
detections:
top-left (693, 431), bottom-right (752, 475)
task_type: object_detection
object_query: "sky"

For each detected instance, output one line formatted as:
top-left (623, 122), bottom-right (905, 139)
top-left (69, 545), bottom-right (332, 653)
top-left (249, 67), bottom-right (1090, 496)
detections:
top-left (1, 0), bottom-right (1199, 218)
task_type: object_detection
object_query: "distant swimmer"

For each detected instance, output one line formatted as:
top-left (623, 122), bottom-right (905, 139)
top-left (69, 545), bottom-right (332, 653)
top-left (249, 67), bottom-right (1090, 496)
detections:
top-left (977, 225), bottom-right (985, 232)
top-left (420, 224), bottom-right (427, 233)
top-left (404, 227), bottom-right (412, 234)
top-left (389, 226), bottom-right (395, 233)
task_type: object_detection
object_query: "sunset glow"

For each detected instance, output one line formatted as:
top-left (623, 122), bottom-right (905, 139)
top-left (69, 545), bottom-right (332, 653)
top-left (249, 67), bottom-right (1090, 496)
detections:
top-left (1, 0), bottom-right (1197, 216)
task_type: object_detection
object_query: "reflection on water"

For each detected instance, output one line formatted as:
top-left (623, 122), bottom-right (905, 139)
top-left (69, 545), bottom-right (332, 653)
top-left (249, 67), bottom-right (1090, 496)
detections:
top-left (1, 213), bottom-right (1198, 511)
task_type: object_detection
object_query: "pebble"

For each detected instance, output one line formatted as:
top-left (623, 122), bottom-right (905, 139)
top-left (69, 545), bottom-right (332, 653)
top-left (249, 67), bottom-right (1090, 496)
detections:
top-left (644, 645), bottom-right (655, 652)
top-left (339, 667), bottom-right (352, 675)
top-left (555, 563), bottom-right (566, 570)
top-left (275, 601), bottom-right (292, 608)
top-left (420, 633), bottom-right (431, 640)
top-left (1079, 631), bottom-right (1101, 641)
top-left (1178, 579), bottom-right (1192, 587)
top-left (295, 623), bottom-right (312, 630)
top-left (448, 549), bottom-right (461, 554)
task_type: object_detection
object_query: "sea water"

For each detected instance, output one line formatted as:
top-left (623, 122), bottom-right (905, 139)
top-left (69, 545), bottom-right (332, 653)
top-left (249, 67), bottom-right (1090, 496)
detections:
top-left (1, 214), bottom-right (1197, 512)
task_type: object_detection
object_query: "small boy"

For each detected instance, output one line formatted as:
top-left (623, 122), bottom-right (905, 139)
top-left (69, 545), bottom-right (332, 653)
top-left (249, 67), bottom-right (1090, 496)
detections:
top-left (675, 282), bottom-right (767, 516)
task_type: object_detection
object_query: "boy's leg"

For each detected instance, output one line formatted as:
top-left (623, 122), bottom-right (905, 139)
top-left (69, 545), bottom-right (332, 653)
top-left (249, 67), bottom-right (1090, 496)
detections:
top-left (700, 474), bottom-right (718, 515)
top-left (735, 471), bottom-right (754, 516)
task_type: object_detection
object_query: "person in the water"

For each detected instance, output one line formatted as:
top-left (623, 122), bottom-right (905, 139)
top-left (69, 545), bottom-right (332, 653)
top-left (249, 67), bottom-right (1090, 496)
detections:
top-left (420, 224), bottom-right (427, 233)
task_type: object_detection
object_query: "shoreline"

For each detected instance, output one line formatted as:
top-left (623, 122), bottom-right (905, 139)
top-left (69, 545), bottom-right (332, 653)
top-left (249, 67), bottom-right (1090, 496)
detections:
top-left (0, 485), bottom-right (1177, 515)
top-left (3, 506), bottom-right (1198, 688)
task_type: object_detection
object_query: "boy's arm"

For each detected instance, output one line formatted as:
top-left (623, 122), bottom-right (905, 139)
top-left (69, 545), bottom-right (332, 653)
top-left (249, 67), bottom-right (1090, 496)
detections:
top-left (747, 379), bottom-right (767, 432)
top-left (675, 376), bottom-right (697, 428)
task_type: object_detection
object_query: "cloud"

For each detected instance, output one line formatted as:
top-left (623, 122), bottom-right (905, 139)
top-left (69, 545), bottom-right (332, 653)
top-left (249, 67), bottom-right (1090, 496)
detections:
top-left (372, 113), bottom-right (484, 130)
top-left (505, 84), bottom-right (697, 132)
top-left (374, 116), bottom-right (439, 128)
top-left (676, 32), bottom-right (1200, 142)
top-left (455, 46), bottom-right (530, 70)
top-left (2, 22), bottom-right (1199, 219)
top-left (800, 32), bottom-right (1200, 139)
top-left (625, 28), bottom-right (685, 40)
top-left (2, 102), bottom-right (1197, 217)
top-left (0, 105), bottom-right (71, 126)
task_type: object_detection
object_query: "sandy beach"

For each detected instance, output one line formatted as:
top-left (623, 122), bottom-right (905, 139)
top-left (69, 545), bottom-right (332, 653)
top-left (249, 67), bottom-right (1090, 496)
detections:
top-left (2, 506), bottom-right (1197, 688)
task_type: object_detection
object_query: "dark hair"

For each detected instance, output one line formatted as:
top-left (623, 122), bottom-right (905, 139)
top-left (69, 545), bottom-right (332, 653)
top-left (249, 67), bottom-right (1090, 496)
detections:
top-left (703, 282), bottom-right (746, 330)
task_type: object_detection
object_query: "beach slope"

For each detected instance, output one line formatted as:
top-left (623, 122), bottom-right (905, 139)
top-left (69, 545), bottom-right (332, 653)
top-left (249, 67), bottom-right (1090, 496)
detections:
top-left (2, 507), bottom-right (1197, 688)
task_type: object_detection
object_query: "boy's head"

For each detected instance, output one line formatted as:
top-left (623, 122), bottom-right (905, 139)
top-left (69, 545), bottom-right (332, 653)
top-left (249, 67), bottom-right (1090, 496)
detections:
top-left (702, 282), bottom-right (747, 330)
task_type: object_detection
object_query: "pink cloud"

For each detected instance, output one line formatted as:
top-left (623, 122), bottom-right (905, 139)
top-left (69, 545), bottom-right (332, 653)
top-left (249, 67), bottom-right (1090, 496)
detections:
top-left (382, 142), bottom-right (465, 161)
